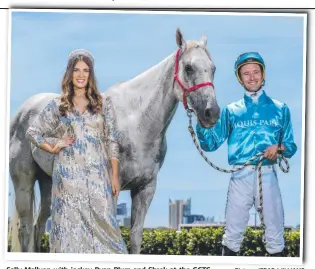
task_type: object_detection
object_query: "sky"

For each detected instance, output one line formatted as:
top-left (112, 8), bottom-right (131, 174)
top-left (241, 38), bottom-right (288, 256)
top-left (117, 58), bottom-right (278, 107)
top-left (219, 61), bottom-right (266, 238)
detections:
top-left (8, 10), bottom-right (306, 228)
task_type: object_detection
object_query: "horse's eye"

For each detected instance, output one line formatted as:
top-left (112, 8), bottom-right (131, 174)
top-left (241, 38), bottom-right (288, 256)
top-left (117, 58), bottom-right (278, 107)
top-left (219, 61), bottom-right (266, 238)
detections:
top-left (185, 64), bottom-right (193, 73)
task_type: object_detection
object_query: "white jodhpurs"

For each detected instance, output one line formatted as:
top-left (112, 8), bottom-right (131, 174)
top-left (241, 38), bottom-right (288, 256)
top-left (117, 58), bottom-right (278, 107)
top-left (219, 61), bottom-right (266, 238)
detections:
top-left (221, 165), bottom-right (285, 254)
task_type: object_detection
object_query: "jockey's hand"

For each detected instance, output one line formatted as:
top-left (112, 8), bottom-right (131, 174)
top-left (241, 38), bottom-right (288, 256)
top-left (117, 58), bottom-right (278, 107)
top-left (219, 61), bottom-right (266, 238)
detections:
top-left (264, 144), bottom-right (285, 160)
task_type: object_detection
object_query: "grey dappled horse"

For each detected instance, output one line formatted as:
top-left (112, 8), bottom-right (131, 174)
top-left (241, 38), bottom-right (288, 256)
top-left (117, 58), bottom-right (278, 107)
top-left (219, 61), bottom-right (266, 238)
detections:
top-left (9, 28), bottom-right (220, 253)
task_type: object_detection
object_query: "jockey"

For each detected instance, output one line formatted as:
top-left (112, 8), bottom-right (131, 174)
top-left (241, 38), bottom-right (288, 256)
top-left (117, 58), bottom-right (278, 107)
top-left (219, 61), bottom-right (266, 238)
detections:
top-left (196, 52), bottom-right (297, 256)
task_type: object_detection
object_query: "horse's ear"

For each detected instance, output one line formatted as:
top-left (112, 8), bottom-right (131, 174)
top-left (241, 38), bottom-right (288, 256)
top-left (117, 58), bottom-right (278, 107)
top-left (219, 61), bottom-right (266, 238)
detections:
top-left (200, 34), bottom-right (207, 47)
top-left (176, 28), bottom-right (186, 50)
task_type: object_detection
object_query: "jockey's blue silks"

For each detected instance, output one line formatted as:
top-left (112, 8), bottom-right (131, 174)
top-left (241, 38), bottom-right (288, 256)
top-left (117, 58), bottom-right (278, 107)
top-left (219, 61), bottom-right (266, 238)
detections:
top-left (195, 89), bottom-right (297, 255)
top-left (196, 90), bottom-right (297, 166)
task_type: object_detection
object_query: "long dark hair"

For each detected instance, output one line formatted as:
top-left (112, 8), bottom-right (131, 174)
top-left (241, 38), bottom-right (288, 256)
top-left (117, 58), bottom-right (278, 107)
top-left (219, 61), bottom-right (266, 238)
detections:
top-left (59, 55), bottom-right (102, 116)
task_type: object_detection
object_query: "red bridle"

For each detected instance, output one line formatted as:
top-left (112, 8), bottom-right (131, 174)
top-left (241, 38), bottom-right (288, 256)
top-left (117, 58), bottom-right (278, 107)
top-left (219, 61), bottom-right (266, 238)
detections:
top-left (173, 48), bottom-right (215, 110)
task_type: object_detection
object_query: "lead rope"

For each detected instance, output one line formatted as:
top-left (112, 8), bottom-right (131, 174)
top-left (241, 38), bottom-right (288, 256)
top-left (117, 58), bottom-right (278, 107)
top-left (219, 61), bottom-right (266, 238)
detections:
top-left (186, 109), bottom-right (290, 239)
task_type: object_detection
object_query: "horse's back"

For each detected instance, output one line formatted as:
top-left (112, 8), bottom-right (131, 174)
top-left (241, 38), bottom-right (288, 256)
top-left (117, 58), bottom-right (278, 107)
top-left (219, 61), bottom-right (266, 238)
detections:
top-left (9, 93), bottom-right (59, 172)
top-left (10, 93), bottom-right (60, 138)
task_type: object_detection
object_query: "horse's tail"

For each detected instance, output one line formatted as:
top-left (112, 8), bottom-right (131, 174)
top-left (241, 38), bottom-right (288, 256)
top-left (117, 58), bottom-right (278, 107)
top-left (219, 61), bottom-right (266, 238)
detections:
top-left (10, 199), bottom-right (21, 252)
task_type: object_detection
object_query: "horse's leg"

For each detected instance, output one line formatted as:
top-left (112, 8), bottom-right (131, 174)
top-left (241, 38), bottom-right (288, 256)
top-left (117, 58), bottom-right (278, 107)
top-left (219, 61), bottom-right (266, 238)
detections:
top-left (34, 169), bottom-right (52, 252)
top-left (130, 178), bottom-right (157, 254)
top-left (10, 169), bottom-right (36, 252)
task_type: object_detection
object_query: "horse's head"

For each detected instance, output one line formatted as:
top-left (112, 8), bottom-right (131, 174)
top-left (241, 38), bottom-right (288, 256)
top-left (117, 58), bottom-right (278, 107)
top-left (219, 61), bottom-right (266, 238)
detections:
top-left (173, 28), bottom-right (220, 128)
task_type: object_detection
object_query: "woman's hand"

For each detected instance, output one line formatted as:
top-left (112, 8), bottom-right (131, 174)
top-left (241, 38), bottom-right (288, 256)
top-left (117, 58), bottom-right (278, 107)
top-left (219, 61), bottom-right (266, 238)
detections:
top-left (111, 174), bottom-right (121, 197)
top-left (52, 136), bottom-right (74, 154)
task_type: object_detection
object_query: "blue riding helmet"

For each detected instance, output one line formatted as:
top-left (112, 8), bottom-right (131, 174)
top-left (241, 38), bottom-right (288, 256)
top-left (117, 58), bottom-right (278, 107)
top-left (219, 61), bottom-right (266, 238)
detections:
top-left (234, 52), bottom-right (265, 84)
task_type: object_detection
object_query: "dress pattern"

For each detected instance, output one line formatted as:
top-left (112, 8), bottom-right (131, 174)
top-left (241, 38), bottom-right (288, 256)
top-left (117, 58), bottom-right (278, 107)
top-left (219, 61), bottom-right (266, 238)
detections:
top-left (26, 96), bottom-right (128, 254)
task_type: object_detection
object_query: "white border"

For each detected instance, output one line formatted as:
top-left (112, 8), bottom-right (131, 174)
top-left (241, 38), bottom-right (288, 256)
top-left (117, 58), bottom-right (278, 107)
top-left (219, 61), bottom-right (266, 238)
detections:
top-left (9, 8), bottom-right (308, 17)
top-left (4, 7), bottom-right (11, 263)
top-left (4, 7), bottom-right (307, 267)
top-left (1, 7), bottom-right (9, 267)
top-left (299, 8), bottom-right (307, 263)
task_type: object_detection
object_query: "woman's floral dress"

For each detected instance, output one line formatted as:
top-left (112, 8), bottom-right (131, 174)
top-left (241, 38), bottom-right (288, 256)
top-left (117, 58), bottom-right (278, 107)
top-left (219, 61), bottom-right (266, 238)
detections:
top-left (26, 96), bottom-right (128, 254)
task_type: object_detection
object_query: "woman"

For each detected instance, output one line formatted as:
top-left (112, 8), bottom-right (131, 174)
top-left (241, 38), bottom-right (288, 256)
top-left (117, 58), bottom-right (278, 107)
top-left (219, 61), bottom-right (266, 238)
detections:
top-left (26, 49), bottom-right (128, 254)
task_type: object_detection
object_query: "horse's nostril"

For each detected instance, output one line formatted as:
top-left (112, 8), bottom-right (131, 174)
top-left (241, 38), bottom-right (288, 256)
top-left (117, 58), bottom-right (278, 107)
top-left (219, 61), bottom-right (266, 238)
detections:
top-left (205, 108), bottom-right (211, 118)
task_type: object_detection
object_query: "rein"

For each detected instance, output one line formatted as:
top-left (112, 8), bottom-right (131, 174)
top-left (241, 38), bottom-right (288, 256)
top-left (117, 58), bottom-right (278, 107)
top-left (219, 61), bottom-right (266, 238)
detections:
top-left (173, 48), bottom-right (290, 236)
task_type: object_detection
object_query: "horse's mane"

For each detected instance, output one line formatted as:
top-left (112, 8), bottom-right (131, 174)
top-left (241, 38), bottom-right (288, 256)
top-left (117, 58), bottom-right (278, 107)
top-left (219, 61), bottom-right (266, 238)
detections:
top-left (185, 40), bottom-right (212, 61)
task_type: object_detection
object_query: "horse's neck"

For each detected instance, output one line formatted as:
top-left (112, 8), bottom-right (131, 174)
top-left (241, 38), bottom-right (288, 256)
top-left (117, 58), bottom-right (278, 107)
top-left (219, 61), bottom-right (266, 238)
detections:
top-left (128, 52), bottom-right (179, 140)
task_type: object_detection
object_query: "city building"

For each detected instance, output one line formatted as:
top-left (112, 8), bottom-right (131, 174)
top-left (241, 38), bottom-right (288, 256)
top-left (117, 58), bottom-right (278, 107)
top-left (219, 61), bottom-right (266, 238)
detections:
top-left (169, 198), bottom-right (222, 230)
top-left (116, 202), bottom-right (131, 228)
top-left (117, 203), bottom-right (127, 216)
top-left (169, 198), bottom-right (191, 230)
top-left (182, 198), bottom-right (191, 216)
top-left (123, 216), bottom-right (131, 228)
top-left (183, 214), bottom-right (205, 224)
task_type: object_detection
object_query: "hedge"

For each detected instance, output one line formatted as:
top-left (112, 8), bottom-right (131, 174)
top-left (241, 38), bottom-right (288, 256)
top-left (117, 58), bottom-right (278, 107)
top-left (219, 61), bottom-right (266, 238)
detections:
top-left (8, 227), bottom-right (300, 256)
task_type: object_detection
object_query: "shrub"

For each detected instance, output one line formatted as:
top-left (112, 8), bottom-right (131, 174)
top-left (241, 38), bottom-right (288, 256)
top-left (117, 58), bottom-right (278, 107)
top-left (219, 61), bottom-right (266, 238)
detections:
top-left (8, 227), bottom-right (300, 256)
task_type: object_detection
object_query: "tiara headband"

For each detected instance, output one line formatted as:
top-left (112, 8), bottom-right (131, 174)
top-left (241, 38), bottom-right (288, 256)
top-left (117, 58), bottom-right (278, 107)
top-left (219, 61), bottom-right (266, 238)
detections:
top-left (68, 49), bottom-right (95, 65)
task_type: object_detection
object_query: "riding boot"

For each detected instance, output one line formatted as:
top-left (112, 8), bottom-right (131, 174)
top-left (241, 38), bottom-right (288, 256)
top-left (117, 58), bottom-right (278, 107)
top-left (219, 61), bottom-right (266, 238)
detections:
top-left (222, 245), bottom-right (238, 256)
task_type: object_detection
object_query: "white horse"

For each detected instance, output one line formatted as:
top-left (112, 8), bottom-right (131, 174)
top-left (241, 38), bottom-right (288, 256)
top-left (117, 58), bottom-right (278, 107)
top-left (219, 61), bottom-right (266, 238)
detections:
top-left (9, 28), bottom-right (220, 253)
